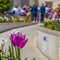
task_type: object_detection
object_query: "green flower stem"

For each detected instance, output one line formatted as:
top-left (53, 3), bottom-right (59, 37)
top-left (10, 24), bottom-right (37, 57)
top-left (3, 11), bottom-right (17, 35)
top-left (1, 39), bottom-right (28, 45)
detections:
top-left (0, 55), bottom-right (1, 60)
top-left (11, 44), bottom-right (16, 60)
top-left (15, 47), bottom-right (18, 59)
top-left (9, 45), bottom-right (12, 57)
top-left (17, 48), bottom-right (20, 59)
top-left (25, 57), bottom-right (28, 60)
top-left (9, 44), bottom-right (20, 60)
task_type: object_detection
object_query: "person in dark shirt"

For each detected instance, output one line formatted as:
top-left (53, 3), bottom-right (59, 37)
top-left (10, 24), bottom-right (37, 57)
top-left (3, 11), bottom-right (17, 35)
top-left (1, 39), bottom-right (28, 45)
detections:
top-left (40, 3), bottom-right (45, 22)
top-left (31, 4), bottom-right (38, 22)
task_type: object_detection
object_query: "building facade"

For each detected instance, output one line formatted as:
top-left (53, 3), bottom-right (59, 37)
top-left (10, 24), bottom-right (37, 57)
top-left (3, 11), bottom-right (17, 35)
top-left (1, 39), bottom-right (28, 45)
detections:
top-left (11, 0), bottom-right (60, 8)
top-left (38, 0), bottom-right (60, 8)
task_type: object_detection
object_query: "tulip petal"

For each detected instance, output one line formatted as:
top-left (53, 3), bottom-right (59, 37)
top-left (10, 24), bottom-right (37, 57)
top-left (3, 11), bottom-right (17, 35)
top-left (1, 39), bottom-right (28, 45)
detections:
top-left (9, 34), bottom-right (16, 47)
top-left (9, 32), bottom-right (28, 48)
top-left (22, 34), bottom-right (26, 40)
top-left (9, 34), bottom-right (13, 40)
top-left (11, 39), bottom-right (16, 47)
top-left (18, 39), bottom-right (28, 49)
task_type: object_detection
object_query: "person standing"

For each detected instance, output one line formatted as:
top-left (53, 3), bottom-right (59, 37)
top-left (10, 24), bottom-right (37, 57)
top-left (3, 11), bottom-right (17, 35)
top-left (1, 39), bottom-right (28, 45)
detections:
top-left (56, 4), bottom-right (60, 20)
top-left (45, 5), bottom-right (49, 19)
top-left (31, 4), bottom-right (38, 22)
top-left (40, 3), bottom-right (45, 22)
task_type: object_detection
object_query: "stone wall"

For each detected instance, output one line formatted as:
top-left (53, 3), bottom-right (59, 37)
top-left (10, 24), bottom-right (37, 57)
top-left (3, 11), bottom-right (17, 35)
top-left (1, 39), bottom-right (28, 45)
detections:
top-left (37, 26), bottom-right (60, 60)
top-left (38, 0), bottom-right (60, 8)
top-left (11, 0), bottom-right (60, 8)
top-left (11, 0), bottom-right (38, 6)
top-left (13, 0), bottom-right (21, 6)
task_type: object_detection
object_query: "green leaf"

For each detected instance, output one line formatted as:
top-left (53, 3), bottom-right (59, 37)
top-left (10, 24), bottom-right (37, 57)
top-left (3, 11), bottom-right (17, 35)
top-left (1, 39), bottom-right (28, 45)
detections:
top-left (9, 45), bottom-right (12, 57)
top-left (33, 57), bottom-right (36, 60)
top-left (24, 57), bottom-right (28, 60)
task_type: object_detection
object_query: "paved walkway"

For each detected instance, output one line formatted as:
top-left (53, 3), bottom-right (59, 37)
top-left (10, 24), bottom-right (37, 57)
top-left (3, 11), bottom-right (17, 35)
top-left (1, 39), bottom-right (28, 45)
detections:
top-left (0, 23), bottom-right (48, 60)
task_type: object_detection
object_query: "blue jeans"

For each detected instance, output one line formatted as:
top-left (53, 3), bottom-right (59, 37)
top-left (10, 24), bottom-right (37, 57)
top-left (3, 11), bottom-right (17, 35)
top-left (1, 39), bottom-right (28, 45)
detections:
top-left (40, 14), bottom-right (44, 22)
top-left (31, 14), bottom-right (37, 21)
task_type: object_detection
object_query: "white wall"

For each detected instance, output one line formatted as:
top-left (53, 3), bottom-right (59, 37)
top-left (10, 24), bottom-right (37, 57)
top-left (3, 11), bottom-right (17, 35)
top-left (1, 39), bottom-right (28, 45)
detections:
top-left (58, 37), bottom-right (60, 60)
top-left (37, 29), bottom-right (60, 60)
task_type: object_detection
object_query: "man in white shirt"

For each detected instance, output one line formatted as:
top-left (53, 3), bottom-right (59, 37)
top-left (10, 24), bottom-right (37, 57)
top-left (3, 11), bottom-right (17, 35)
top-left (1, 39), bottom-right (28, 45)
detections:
top-left (11, 6), bottom-right (19, 14)
top-left (19, 8), bottom-right (26, 16)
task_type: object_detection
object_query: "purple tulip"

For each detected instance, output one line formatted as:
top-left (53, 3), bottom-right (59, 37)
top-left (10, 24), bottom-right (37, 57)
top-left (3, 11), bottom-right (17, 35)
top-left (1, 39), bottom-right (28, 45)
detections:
top-left (9, 32), bottom-right (28, 49)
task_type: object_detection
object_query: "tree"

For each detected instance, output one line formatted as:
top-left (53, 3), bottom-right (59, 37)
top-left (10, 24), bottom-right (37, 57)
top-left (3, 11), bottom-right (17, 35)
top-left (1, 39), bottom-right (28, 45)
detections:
top-left (0, 0), bottom-right (11, 14)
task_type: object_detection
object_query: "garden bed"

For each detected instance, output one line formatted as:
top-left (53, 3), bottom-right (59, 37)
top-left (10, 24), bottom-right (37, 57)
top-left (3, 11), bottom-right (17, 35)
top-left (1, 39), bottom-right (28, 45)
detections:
top-left (0, 15), bottom-right (31, 23)
top-left (44, 20), bottom-right (60, 31)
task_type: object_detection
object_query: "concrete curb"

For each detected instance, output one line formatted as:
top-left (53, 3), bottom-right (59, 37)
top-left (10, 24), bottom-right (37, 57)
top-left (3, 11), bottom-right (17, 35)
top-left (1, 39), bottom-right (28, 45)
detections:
top-left (0, 22), bottom-right (38, 33)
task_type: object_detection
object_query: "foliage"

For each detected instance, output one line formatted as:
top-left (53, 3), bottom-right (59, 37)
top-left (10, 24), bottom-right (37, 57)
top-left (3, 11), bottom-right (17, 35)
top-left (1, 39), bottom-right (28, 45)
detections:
top-left (0, 16), bottom-right (24, 23)
top-left (24, 57), bottom-right (28, 60)
top-left (44, 20), bottom-right (60, 31)
top-left (0, 0), bottom-right (11, 14)
top-left (0, 38), bottom-right (7, 60)
top-left (14, 15), bottom-right (31, 22)
top-left (0, 16), bottom-right (31, 23)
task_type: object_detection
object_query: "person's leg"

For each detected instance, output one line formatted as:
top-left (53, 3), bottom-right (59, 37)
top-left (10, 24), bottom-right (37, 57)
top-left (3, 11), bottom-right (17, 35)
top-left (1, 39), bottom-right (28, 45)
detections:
top-left (31, 14), bottom-right (35, 21)
top-left (37, 13), bottom-right (39, 22)
top-left (34, 15), bottom-right (37, 22)
top-left (58, 15), bottom-right (60, 20)
top-left (42, 14), bottom-right (44, 22)
top-left (40, 14), bottom-right (42, 22)
top-left (41, 14), bottom-right (44, 22)
top-left (31, 14), bottom-right (34, 21)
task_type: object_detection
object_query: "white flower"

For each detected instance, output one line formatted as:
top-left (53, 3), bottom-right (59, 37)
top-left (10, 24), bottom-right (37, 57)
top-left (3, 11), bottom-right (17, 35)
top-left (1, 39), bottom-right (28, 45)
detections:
top-left (0, 38), bottom-right (7, 43)
top-left (11, 16), bottom-right (14, 20)
top-left (6, 18), bottom-right (9, 21)
top-left (4, 16), bottom-right (7, 19)
top-left (0, 44), bottom-right (1, 47)
top-left (0, 38), bottom-right (7, 50)
top-left (2, 18), bottom-right (4, 21)
top-left (0, 44), bottom-right (2, 49)
top-left (19, 18), bottom-right (24, 21)
top-left (0, 40), bottom-right (2, 44)
top-left (0, 17), bottom-right (3, 19)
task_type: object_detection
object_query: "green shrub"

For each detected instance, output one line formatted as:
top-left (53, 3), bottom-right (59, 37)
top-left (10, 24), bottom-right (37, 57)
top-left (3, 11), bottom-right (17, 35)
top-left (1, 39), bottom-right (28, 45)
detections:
top-left (0, 0), bottom-right (11, 13)
top-left (44, 20), bottom-right (60, 31)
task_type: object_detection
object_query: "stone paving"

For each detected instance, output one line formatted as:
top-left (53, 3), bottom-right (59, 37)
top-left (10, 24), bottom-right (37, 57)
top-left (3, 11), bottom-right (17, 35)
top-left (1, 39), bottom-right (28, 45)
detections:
top-left (0, 23), bottom-right (48, 60)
